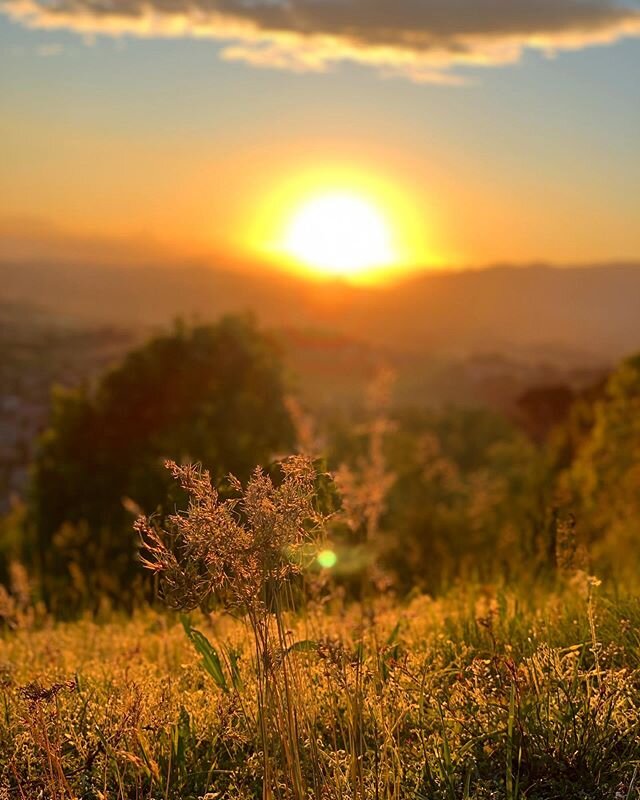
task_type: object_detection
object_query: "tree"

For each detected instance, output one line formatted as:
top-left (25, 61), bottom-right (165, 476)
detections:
top-left (29, 316), bottom-right (295, 609)
top-left (564, 354), bottom-right (640, 579)
top-left (514, 384), bottom-right (576, 444)
top-left (382, 408), bottom-right (549, 591)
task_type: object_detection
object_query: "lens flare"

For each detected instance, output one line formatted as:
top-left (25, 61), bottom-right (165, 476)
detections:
top-left (317, 549), bottom-right (338, 569)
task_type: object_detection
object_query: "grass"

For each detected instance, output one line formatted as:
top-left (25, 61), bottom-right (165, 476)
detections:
top-left (3, 441), bottom-right (640, 800)
top-left (2, 579), bottom-right (640, 799)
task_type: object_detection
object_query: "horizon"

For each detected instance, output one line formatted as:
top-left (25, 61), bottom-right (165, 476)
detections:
top-left (2, 220), bottom-right (640, 285)
top-left (3, 257), bottom-right (640, 367)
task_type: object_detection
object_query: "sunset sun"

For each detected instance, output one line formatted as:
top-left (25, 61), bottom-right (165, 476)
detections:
top-left (282, 191), bottom-right (397, 279)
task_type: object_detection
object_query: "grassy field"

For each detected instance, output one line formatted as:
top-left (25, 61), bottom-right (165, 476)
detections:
top-left (2, 576), bottom-right (640, 800)
top-left (2, 349), bottom-right (640, 800)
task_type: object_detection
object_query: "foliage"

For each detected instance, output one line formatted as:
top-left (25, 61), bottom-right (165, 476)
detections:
top-left (327, 406), bottom-right (553, 593)
top-left (8, 319), bottom-right (640, 612)
top-left (0, 503), bottom-right (27, 585)
top-left (137, 455), bottom-right (330, 799)
top-left (28, 317), bottom-right (295, 611)
top-left (137, 456), bottom-right (324, 612)
top-left (1, 345), bottom-right (640, 797)
top-left (2, 581), bottom-right (640, 799)
top-left (562, 354), bottom-right (640, 579)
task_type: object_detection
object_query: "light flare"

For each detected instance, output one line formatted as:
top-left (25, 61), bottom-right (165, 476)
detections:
top-left (317, 549), bottom-right (338, 569)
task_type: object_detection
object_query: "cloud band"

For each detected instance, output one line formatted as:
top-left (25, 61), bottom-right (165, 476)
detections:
top-left (3, 0), bottom-right (640, 82)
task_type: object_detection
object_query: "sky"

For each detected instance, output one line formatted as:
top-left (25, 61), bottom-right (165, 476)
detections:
top-left (1, 0), bottom-right (639, 280)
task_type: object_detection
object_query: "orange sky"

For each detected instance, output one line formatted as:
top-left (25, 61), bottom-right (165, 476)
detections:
top-left (1, 5), bottom-right (640, 280)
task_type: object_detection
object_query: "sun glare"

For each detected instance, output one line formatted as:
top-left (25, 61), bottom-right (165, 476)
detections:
top-left (283, 192), bottom-right (396, 278)
top-left (249, 164), bottom-right (432, 282)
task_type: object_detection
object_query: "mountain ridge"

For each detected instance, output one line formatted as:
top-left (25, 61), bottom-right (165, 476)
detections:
top-left (2, 259), bottom-right (639, 361)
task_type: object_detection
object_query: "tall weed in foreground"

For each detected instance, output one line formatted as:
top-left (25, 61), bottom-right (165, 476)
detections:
top-left (136, 456), bottom-right (328, 799)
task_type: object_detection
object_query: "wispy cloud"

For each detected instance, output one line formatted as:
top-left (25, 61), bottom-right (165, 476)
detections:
top-left (3, 0), bottom-right (640, 83)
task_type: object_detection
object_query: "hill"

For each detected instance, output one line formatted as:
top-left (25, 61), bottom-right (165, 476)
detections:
top-left (2, 260), bottom-right (639, 362)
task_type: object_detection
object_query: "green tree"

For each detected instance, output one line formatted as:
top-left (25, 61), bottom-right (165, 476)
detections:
top-left (383, 408), bottom-right (550, 591)
top-left (327, 406), bottom-right (550, 593)
top-left (565, 354), bottom-right (640, 579)
top-left (29, 316), bottom-right (295, 610)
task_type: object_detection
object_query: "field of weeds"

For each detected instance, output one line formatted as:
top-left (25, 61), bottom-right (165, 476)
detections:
top-left (2, 579), bottom-right (640, 800)
top-left (3, 346), bottom-right (640, 800)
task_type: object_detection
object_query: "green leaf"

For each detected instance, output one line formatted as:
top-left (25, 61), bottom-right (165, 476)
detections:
top-left (225, 646), bottom-right (243, 692)
top-left (180, 616), bottom-right (229, 693)
top-left (191, 629), bottom-right (229, 693)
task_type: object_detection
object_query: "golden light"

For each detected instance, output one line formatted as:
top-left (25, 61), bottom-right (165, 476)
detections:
top-left (249, 163), bottom-right (433, 283)
top-left (282, 191), bottom-right (396, 278)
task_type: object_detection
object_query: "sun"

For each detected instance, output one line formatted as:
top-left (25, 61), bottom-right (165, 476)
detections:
top-left (248, 164), bottom-right (434, 282)
top-left (282, 191), bottom-right (397, 279)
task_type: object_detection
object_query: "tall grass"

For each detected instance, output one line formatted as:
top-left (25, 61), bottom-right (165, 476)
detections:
top-left (136, 456), bottom-right (331, 799)
top-left (2, 447), bottom-right (640, 798)
top-left (3, 580), bottom-right (640, 798)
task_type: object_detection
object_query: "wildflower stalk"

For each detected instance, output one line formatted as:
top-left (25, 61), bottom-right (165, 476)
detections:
top-left (136, 455), bottom-right (327, 799)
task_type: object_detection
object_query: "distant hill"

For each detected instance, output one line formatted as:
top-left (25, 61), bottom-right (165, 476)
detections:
top-left (2, 260), bottom-right (639, 361)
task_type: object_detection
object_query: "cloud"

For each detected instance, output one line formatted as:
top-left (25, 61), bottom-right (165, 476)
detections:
top-left (3, 0), bottom-right (640, 82)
